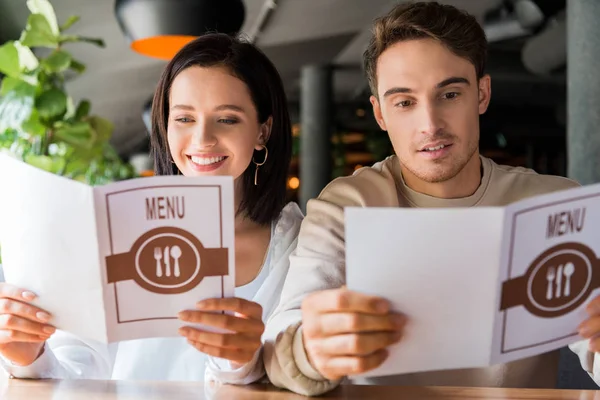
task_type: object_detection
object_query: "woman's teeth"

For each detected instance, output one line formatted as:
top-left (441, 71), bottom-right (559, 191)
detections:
top-left (190, 156), bottom-right (225, 165)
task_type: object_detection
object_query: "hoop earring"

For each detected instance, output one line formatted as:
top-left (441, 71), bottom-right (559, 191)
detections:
top-left (252, 146), bottom-right (268, 186)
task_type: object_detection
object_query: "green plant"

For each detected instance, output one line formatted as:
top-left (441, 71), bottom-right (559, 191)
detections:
top-left (0, 0), bottom-right (135, 185)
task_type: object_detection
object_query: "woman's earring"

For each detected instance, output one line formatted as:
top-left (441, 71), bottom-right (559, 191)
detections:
top-left (252, 145), bottom-right (268, 186)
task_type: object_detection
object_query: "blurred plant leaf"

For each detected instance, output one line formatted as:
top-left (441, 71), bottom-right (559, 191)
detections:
top-left (36, 88), bottom-right (67, 120)
top-left (20, 14), bottom-right (59, 48)
top-left (59, 15), bottom-right (80, 32)
top-left (0, 77), bottom-right (22, 96)
top-left (21, 109), bottom-right (46, 136)
top-left (69, 59), bottom-right (86, 74)
top-left (0, 42), bottom-right (21, 78)
top-left (59, 35), bottom-right (105, 48)
top-left (24, 153), bottom-right (65, 174)
top-left (88, 115), bottom-right (113, 142)
top-left (42, 49), bottom-right (71, 73)
top-left (0, 80), bottom-right (36, 134)
top-left (64, 96), bottom-right (75, 119)
top-left (13, 41), bottom-right (39, 71)
top-left (74, 100), bottom-right (90, 120)
top-left (53, 120), bottom-right (94, 148)
top-left (26, 0), bottom-right (60, 36)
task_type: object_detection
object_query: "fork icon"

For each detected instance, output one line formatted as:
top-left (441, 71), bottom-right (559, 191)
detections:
top-left (154, 247), bottom-right (163, 277)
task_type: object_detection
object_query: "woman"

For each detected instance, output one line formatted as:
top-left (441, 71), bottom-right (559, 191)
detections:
top-left (0, 33), bottom-right (303, 385)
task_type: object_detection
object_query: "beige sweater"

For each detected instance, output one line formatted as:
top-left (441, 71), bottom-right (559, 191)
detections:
top-left (263, 155), bottom-right (583, 396)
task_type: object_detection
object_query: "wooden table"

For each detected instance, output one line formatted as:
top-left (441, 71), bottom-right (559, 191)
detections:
top-left (1, 377), bottom-right (599, 400)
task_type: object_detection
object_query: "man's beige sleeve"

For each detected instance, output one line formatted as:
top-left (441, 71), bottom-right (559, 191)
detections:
top-left (262, 177), bottom-right (372, 396)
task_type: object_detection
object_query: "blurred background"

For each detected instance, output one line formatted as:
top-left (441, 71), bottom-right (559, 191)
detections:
top-left (0, 0), bottom-right (585, 206)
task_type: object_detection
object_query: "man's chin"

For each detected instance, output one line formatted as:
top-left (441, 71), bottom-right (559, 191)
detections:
top-left (410, 164), bottom-right (460, 184)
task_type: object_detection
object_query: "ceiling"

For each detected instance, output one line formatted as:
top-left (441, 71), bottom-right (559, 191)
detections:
top-left (0, 0), bottom-right (565, 157)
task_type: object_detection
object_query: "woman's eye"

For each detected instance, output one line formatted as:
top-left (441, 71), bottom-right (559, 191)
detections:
top-left (175, 117), bottom-right (193, 123)
top-left (218, 118), bottom-right (238, 125)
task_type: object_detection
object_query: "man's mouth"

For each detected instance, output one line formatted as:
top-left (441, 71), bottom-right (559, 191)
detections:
top-left (419, 143), bottom-right (452, 152)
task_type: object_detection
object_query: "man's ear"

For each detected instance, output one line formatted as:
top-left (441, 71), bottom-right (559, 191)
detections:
top-left (478, 74), bottom-right (492, 115)
top-left (370, 95), bottom-right (387, 131)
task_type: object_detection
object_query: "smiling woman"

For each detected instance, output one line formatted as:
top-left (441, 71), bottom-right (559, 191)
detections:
top-left (0, 33), bottom-right (304, 388)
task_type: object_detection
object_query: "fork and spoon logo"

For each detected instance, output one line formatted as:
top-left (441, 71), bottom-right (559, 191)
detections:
top-left (501, 242), bottom-right (598, 318)
top-left (154, 245), bottom-right (183, 278)
top-left (545, 263), bottom-right (576, 300)
top-left (105, 227), bottom-right (229, 294)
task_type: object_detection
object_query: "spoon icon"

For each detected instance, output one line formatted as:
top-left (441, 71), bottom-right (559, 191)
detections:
top-left (563, 262), bottom-right (575, 297)
top-left (171, 245), bottom-right (182, 277)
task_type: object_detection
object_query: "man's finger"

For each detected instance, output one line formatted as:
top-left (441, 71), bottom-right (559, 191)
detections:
top-left (312, 332), bottom-right (402, 357)
top-left (196, 298), bottom-right (263, 320)
top-left (302, 289), bottom-right (389, 315)
top-left (310, 312), bottom-right (405, 336)
top-left (318, 350), bottom-right (389, 380)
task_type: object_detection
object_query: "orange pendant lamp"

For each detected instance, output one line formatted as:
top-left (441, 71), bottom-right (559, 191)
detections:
top-left (115, 0), bottom-right (246, 60)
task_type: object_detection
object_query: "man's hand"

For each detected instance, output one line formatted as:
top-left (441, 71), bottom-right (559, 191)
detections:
top-left (301, 288), bottom-right (405, 380)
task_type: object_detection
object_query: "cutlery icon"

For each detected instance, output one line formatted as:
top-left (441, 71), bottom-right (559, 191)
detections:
top-left (171, 245), bottom-right (182, 277)
top-left (556, 265), bottom-right (563, 298)
top-left (164, 246), bottom-right (171, 277)
top-left (546, 266), bottom-right (556, 300)
top-left (154, 247), bottom-right (163, 277)
top-left (563, 262), bottom-right (575, 297)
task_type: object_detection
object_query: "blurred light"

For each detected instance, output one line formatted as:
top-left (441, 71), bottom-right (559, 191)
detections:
top-left (292, 123), bottom-right (300, 137)
top-left (354, 164), bottom-right (363, 171)
top-left (288, 176), bottom-right (300, 190)
top-left (356, 108), bottom-right (366, 118)
top-left (114, 0), bottom-right (245, 60)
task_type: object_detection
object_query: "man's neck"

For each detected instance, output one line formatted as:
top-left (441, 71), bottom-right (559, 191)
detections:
top-left (401, 152), bottom-right (482, 199)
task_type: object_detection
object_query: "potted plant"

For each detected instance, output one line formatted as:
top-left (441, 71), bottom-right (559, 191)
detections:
top-left (0, 0), bottom-right (136, 263)
top-left (0, 0), bottom-right (135, 184)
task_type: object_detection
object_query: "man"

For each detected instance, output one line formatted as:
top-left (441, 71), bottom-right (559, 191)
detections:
top-left (263, 2), bottom-right (580, 396)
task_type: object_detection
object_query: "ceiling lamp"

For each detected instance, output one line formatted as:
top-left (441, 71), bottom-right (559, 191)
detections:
top-left (114, 0), bottom-right (246, 60)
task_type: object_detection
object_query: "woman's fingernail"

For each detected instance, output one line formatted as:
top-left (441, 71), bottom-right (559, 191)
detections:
top-left (43, 326), bottom-right (55, 334)
top-left (392, 331), bottom-right (403, 342)
top-left (22, 291), bottom-right (36, 301)
top-left (36, 312), bottom-right (51, 322)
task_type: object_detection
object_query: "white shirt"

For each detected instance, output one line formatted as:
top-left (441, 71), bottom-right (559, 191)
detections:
top-left (0, 202), bottom-right (303, 385)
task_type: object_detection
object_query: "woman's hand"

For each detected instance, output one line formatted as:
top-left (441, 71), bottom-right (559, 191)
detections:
top-left (178, 298), bottom-right (264, 366)
top-left (0, 283), bottom-right (55, 366)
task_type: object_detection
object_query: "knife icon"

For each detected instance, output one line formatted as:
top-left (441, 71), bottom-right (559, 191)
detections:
top-left (164, 246), bottom-right (171, 277)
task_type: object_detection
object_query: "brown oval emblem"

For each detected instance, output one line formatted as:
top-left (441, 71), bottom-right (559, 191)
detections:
top-left (105, 227), bottom-right (228, 294)
top-left (500, 242), bottom-right (598, 318)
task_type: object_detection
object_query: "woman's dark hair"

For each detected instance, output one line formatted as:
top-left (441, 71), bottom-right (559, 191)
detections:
top-left (150, 33), bottom-right (292, 226)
